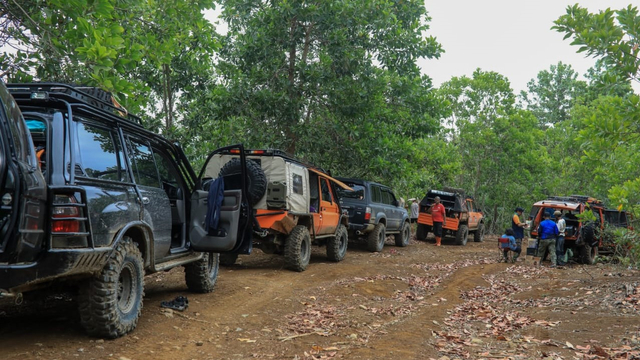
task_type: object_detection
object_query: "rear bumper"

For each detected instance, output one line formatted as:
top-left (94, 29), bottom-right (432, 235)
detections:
top-left (347, 223), bottom-right (374, 233)
top-left (0, 247), bottom-right (111, 294)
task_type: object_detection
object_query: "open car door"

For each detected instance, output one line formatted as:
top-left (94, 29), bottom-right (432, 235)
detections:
top-left (189, 144), bottom-right (252, 253)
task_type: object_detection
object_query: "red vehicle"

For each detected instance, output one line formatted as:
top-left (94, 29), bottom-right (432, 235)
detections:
top-left (529, 195), bottom-right (632, 264)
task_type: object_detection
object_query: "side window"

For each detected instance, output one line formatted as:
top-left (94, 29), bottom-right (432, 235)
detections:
top-left (372, 185), bottom-right (382, 203)
top-left (153, 148), bottom-right (182, 199)
top-left (382, 189), bottom-right (392, 205)
top-left (76, 122), bottom-right (129, 182)
top-left (127, 137), bottom-right (160, 188)
top-left (320, 178), bottom-right (333, 203)
top-left (387, 189), bottom-right (397, 205)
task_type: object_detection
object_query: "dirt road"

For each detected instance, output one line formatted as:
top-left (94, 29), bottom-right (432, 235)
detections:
top-left (1, 235), bottom-right (639, 360)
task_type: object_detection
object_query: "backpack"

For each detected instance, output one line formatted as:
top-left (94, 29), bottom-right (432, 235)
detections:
top-left (499, 235), bottom-right (511, 249)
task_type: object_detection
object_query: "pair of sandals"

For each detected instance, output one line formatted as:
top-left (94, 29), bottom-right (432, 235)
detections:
top-left (160, 296), bottom-right (189, 311)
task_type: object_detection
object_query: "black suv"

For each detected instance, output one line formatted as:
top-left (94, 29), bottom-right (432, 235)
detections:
top-left (0, 82), bottom-right (253, 338)
top-left (336, 178), bottom-right (410, 251)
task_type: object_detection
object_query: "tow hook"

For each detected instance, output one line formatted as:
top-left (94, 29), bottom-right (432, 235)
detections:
top-left (254, 229), bottom-right (269, 238)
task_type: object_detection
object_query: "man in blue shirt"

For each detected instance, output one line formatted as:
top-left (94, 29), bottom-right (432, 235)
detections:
top-left (537, 212), bottom-right (559, 267)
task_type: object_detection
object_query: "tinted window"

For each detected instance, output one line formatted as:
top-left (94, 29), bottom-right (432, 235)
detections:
top-left (128, 138), bottom-right (160, 188)
top-left (337, 184), bottom-right (365, 201)
top-left (381, 189), bottom-right (393, 205)
top-left (153, 148), bottom-right (182, 197)
top-left (372, 185), bottom-right (382, 203)
top-left (321, 178), bottom-right (333, 203)
top-left (76, 123), bottom-right (128, 181)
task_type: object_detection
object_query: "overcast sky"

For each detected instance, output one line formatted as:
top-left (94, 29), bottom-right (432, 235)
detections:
top-left (420, 0), bottom-right (638, 93)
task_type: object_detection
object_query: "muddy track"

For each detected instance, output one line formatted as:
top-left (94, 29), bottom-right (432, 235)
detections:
top-left (1, 237), bottom-right (639, 360)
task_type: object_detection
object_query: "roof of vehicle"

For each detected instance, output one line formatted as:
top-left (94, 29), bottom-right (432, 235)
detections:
top-left (334, 177), bottom-right (391, 189)
top-left (217, 148), bottom-right (327, 172)
top-left (533, 200), bottom-right (580, 210)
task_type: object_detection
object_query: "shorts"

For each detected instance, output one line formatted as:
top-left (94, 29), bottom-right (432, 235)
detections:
top-left (433, 221), bottom-right (443, 237)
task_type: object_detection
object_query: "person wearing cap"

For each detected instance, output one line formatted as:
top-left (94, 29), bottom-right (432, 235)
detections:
top-left (554, 210), bottom-right (567, 265)
top-left (430, 196), bottom-right (446, 246)
top-left (537, 212), bottom-right (559, 267)
top-left (512, 207), bottom-right (527, 250)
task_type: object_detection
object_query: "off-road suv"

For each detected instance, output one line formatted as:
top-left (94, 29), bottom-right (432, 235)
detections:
top-left (529, 195), bottom-right (632, 264)
top-left (202, 149), bottom-right (350, 272)
top-left (1, 83), bottom-right (253, 338)
top-left (415, 188), bottom-right (485, 245)
top-left (335, 178), bottom-right (411, 251)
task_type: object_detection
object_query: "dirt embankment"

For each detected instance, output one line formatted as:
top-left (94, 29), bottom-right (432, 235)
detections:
top-left (1, 235), bottom-right (639, 360)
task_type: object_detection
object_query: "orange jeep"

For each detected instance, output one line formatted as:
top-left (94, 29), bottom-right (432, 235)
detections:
top-left (415, 188), bottom-right (485, 245)
top-left (201, 149), bottom-right (351, 271)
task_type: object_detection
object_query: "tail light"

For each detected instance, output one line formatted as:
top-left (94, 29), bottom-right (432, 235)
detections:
top-left (52, 195), bottom-right (80, 233)
top-left (364, 206), bottom-right (372, 221)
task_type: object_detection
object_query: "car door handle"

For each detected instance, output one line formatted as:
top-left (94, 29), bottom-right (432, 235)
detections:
top-left (141, 197), bottom-right (150, 205)
top-left (322, 207), bottom-right (326, 211)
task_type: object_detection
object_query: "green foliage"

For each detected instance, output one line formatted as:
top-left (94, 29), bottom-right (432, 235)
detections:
top-left (553, 4), bottom-right (640, 84)
top-left (178, 0), bottom-right (447, 196)
top-left (519, 62), bottom-right (587, 127)
top-left (611, 228), bottom-right (640, 269)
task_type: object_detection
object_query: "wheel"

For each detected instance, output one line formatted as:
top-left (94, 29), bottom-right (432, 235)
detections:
top-left (219, 253), bottom-right (239, 266)
top-left (367, 223), bottom-right (386, 252)
top-left (327, 224), bottom-right (348, 262)
top-left (218, 158), bottom-right (267, 206)
top-left (184, 252), bottom-right (220, 293)
top-left (284, 225), bottom-right (311, 272)
top-left (579, 244), bottom-right (598, 265)
top-left (395, 221), bottom-right (410, 247)
top-left (455, 224), bottom-right (469, 246)
top-left (473, 223), bottom-right (485, 242)
top-left (78, 237), bottom-right (144, 338)
top-left (416, 224), bottom-right (428, 241)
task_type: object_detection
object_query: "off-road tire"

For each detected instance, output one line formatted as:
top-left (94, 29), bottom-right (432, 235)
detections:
top-left (395, 221), bottom-right (410, 247)
top-left (473, 223), bottom-right (485, 242)
top-left (367, 223), bottom-right (386, 252)
top-left (284, 225), bottom-right (311, 272)
top-left (218, 158), bottom-right (267, 206)
top-left (579, 244), bottom-right (598, 265)
top-left (78, 237), bottom-right (144, 338)
top-left (327, 224), bottom-right (348, 262)
top-left (455, 224), bottom-right (469, 246)
top-left (416, 224), bottom-right (428, 241)
top-left (184, 252), bottom-right (219, 293)
top-left (219, 253), bottom-right (239, 266)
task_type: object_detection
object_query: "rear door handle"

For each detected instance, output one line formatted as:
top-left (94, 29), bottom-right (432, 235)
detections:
top-left (141, 197), bottom-right (150, 205)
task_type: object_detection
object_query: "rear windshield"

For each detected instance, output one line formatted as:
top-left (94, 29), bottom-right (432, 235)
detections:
top-left (337, 184), bottom-right (365, 201)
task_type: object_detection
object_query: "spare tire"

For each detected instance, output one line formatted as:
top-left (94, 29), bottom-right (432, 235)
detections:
top-left (218, 158), bottom-right (267, 206)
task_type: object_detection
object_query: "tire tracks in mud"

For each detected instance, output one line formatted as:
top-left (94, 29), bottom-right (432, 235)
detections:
top-left (344, 262), bottom-right (506, 359)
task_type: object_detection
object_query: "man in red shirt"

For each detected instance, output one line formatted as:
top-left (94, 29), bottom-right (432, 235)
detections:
top-left (430, 196), bottom-right (447, 246)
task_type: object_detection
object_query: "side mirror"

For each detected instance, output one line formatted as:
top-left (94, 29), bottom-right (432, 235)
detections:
top-left (393, 200), bottom-right (399, 207)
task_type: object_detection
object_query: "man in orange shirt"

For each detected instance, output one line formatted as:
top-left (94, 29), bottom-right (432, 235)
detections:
top-left (512, 207), bottom-right (527, 249)
top-left (430, 196), bottom-right (447, 246)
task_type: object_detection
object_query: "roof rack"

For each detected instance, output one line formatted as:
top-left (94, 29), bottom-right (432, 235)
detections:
top-left (547, 195), bottom-right (602, 205)
top-left (6, 83), bottom-right (141, 124)
top-left (217, 148), bottom-right (328, 174)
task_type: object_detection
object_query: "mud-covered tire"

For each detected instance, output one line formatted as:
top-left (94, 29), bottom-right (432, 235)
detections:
top-left (219, 253), bottom-right (239, 266)
top-left (218, 158), bottom-right (267, 206)
top-left (395, 221), bottom-right (410, 247)
top-left (78, 237), bottom-right (144, 338)
top-left (455, 224), bottom-right (469, 246)
top-left (416, 224), bottom-right (428, 241)
top-left (473, 223), bottom-right (485, 242)
top-left (327, 224), bottom-right (348, 262)
top-left (184, 252), bottom-right (219, 293)
top-left (579, 244), bottom-right (598, 265)
top-left (284, 226), bottom-right (311, 272)
top-left (367, 223), bottom-right (386, 252)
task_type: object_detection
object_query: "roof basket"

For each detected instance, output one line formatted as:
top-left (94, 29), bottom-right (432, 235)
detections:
top-left (547, 195), bottom-right (602, 204)
top-left (6, 83), bottom-right (141, 124)
top-left (442, 186), bottom-right (466, 195)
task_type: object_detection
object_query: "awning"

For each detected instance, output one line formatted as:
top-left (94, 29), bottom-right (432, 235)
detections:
top-left (308, 168), bottom-right (353, 191)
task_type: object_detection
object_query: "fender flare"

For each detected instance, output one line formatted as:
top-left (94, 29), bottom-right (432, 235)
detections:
top-left (110, 221), bottom-right (154, 269)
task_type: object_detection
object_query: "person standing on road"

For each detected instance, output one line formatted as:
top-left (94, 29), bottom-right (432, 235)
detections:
top-left (430, 196), bottom-right (446, 246)
top-left (554, 211), bottom-right (567, 265)
top-left (410, 198), bottom-right (419, 223)
top-left (512, 207), bottom-right (527, 249)
top-left (537, 212), bottom-right (559, 267)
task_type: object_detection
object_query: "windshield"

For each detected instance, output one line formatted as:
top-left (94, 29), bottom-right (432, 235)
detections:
top-left (337, 184), bottom-right (365, 201)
